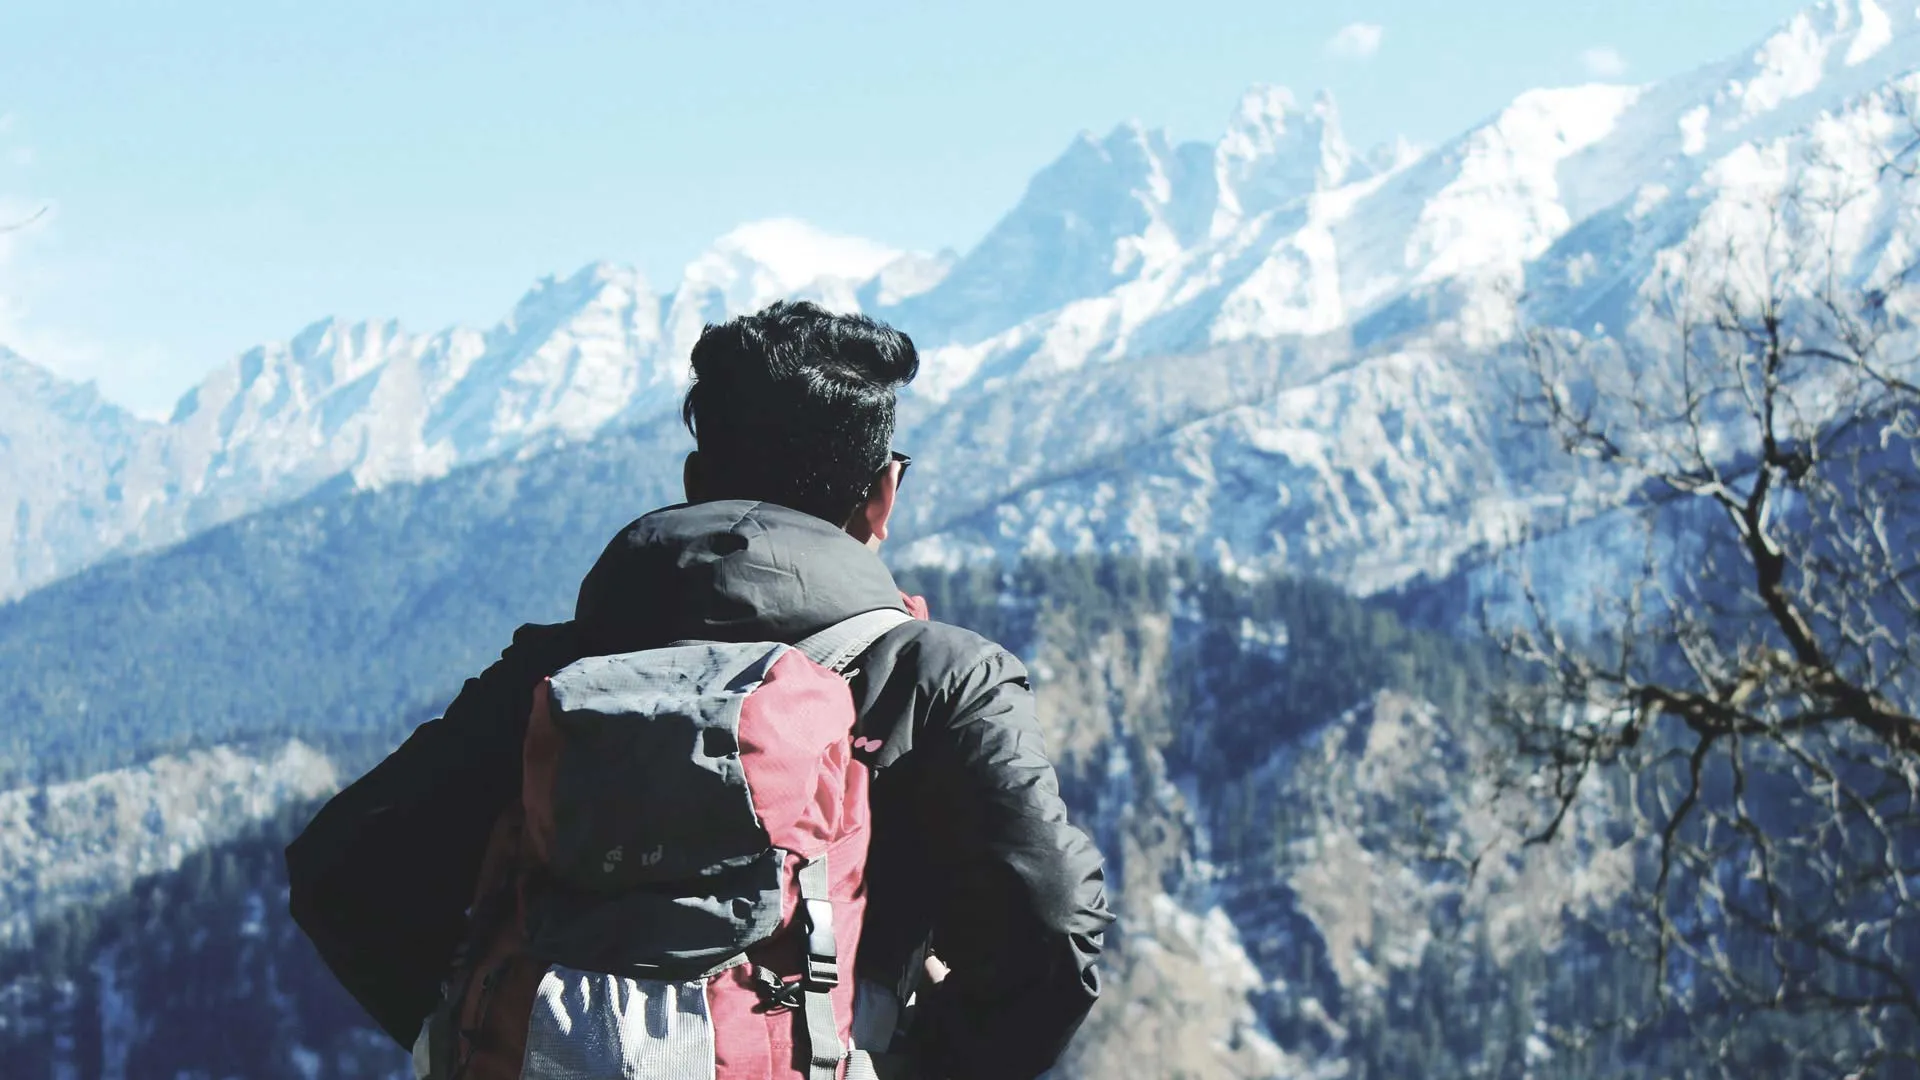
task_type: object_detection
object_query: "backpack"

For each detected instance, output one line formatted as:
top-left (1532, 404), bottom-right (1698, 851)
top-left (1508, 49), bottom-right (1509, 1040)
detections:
top-left (416, 608), bottom-right (914, 1080)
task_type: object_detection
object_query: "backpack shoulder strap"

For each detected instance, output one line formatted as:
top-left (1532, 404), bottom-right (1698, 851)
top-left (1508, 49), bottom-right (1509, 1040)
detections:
top-left (794, 608), bottom-right (915, 673)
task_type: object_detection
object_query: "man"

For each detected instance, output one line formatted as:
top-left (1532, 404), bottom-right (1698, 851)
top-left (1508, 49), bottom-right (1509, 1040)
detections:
top-left (285, 300), bottom-right (1111, 1079)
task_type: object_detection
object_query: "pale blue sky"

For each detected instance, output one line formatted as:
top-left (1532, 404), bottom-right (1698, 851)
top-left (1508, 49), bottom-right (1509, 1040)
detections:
top-left (1, 0), bottom-right (1809, 415)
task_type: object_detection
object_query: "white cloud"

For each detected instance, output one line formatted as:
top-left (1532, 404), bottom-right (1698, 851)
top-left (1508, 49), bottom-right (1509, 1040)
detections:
top-left (1324, 22), bottom-right (1384, 60)
top-left (1581, 46), bottom-right (1628, 78)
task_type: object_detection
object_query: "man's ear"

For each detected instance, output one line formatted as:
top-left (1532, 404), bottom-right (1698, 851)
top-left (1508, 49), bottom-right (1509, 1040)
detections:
top-left (845, 460), bottom-right (901, 550)
top-left (683, 452), bottom-right (705, 504)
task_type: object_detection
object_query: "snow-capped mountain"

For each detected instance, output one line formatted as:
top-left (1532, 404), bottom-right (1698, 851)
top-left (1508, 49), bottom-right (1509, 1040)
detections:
top-left (891, 342), bottom-right (1528, 597)
top-left (882, 83), bottom-right (1382, 399)
top-left (895, 0), bottom-right (1920, 397)
top-left (664, 218), bottom-right (911, 357)
top-left (885, 0), bottom-right (1920, 587)
top-left (0, 348), bottom-right (157, 598)
top-left (0, 222), bottom-right (943, 600)
top-left (6, 0), bottom-right (1920, 603)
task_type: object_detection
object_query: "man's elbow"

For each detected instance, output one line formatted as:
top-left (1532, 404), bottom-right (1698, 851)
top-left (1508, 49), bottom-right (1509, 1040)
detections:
top-left (284, 836), bottom-right (350, 951)
top-left (1027, 834), bottom-right (1114, 941)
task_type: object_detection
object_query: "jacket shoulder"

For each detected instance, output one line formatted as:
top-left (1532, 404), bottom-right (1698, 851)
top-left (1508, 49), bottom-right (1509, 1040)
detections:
top-left (883, 618), bottom-right (1027, 695)
top-left (849, 618), bottom-right (1033, 768)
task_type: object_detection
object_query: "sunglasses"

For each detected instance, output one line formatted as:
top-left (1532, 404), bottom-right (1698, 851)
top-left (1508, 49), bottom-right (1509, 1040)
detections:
top-left (866, 450), bottom-right (911, 501)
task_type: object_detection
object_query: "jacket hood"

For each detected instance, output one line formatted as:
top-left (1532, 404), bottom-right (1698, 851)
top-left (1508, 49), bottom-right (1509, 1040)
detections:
top-left (574, 500), bottom-right (907, 654)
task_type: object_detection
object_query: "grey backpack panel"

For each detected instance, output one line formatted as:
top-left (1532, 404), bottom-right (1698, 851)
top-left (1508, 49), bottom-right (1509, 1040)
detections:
top-left (526, 849), bottom-right (786, 978)
top-left (542, 642), bottom-right (784, 893)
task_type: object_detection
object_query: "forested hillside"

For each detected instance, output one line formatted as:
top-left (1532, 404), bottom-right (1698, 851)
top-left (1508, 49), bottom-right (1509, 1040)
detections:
top-left (0, 557), bottom-right (1489, 1078)
top-left (0, 412), bottom-right (685, 789)
top-left (4, 545), bottom-right (1892, 1077)
top-left (0, 801), bottom-right (397, 1080)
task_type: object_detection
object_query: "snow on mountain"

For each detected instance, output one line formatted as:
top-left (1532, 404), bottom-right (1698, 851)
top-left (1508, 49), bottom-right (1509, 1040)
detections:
top-left (894, 344), bottom-right (1530, 597)
top-left (0, 349), bottom-right (158, 598)
top-left (882, 84), bottom-right (1366, 397)
top-left (160, 317), bottom-right (466, 502)
top-left (684, 218), bottom-right (905, 303)
top-left (1212, 86), bottom-right (1355, 235)
top-left (892, 78), bottom-right (1645, 393)
top-left (883, 73), bottom-right (1642, 396)
top-left (9, 0), bottom-right (1920, 602)
top-left (884, 120), bottom-right (1217, 361)
top-left (885, 0), bottom-right (1920, 588)
top-left (891, 0), bottom-right (1920, 397)
top-left (860, 248), bottom-right (958, 308)
top-left (0, 227), bottom-right (924, 600)
top-left (0, 741), bottom-right (337, 949)
top-left (662, 218), bottom-right (911, 362)
top-left (420, 263), bottom-right (668, 466)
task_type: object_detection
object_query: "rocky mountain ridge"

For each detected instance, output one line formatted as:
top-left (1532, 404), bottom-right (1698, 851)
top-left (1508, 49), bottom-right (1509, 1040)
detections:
top-left (11, 1), bottom-right (1920, 602)
top-left (0, 223), bottom-right (932, 601)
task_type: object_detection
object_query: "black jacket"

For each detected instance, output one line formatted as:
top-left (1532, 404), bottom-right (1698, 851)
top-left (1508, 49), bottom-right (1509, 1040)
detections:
top-left (285, 500), bottom-right (1111, 1080)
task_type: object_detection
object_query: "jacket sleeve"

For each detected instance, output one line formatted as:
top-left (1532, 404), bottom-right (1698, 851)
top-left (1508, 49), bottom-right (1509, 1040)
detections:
top-left (284, 622), bottom-right (578, 1046)
top-left (905, 645), bottom-right (1112, 1080)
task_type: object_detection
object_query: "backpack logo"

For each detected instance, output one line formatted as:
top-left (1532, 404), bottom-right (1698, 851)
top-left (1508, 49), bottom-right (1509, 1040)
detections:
top-left (602, 844), bottom-right (666, 874)
top-left (852, 736), bottom-right (883, 755)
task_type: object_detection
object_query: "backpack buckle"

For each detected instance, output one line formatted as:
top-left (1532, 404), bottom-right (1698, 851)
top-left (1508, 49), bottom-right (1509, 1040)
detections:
top-left (802, 897), bottom-right (839, 990)
top-left (753, 965), bottom-right (808, 1010)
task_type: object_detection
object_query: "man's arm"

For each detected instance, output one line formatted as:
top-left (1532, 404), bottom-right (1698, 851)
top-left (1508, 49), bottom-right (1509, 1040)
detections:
top-left (284, 622), bottom-right (578, 1046)
top-left (907, 645), bottom-right (1112, 1080)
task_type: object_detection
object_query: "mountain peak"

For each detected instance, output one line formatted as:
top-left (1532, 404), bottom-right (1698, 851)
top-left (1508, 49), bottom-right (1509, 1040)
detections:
top-left (1228, 84), bottom-right (1300, 130)
top-left (875, 116), bottom-right (1201, 346)
top-left (1675, 0), bottom-right (1917, 141)
top-left (1359, 135), bottom-right (1425, 179)
top-left (19, 0), bottom-right (1920, 606)
top-left (1032, 122), bottom-right (1175, 200)
top-left (0, 346), bottom-right (143, 430)
top-left (1213, 84), bottom-right (1352, 231)
top-left (286, 316), bottom-right (412, 391)
top-left (703, 218), bottom-right (902, 297)
top-left (518, 261), bottom-right (648, 312)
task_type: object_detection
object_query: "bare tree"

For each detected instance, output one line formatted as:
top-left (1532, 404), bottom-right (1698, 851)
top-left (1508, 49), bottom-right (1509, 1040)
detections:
top-left (1490, 138), bottom-right (1920, 1076)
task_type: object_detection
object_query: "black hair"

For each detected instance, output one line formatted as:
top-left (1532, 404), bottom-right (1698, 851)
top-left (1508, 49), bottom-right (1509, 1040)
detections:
top-left (681, 300), bottom-right (919, 524)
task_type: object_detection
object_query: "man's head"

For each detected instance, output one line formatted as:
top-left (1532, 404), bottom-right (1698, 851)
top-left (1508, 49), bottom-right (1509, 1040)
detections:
top-left (681, 301), bottom-right (918, 543)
